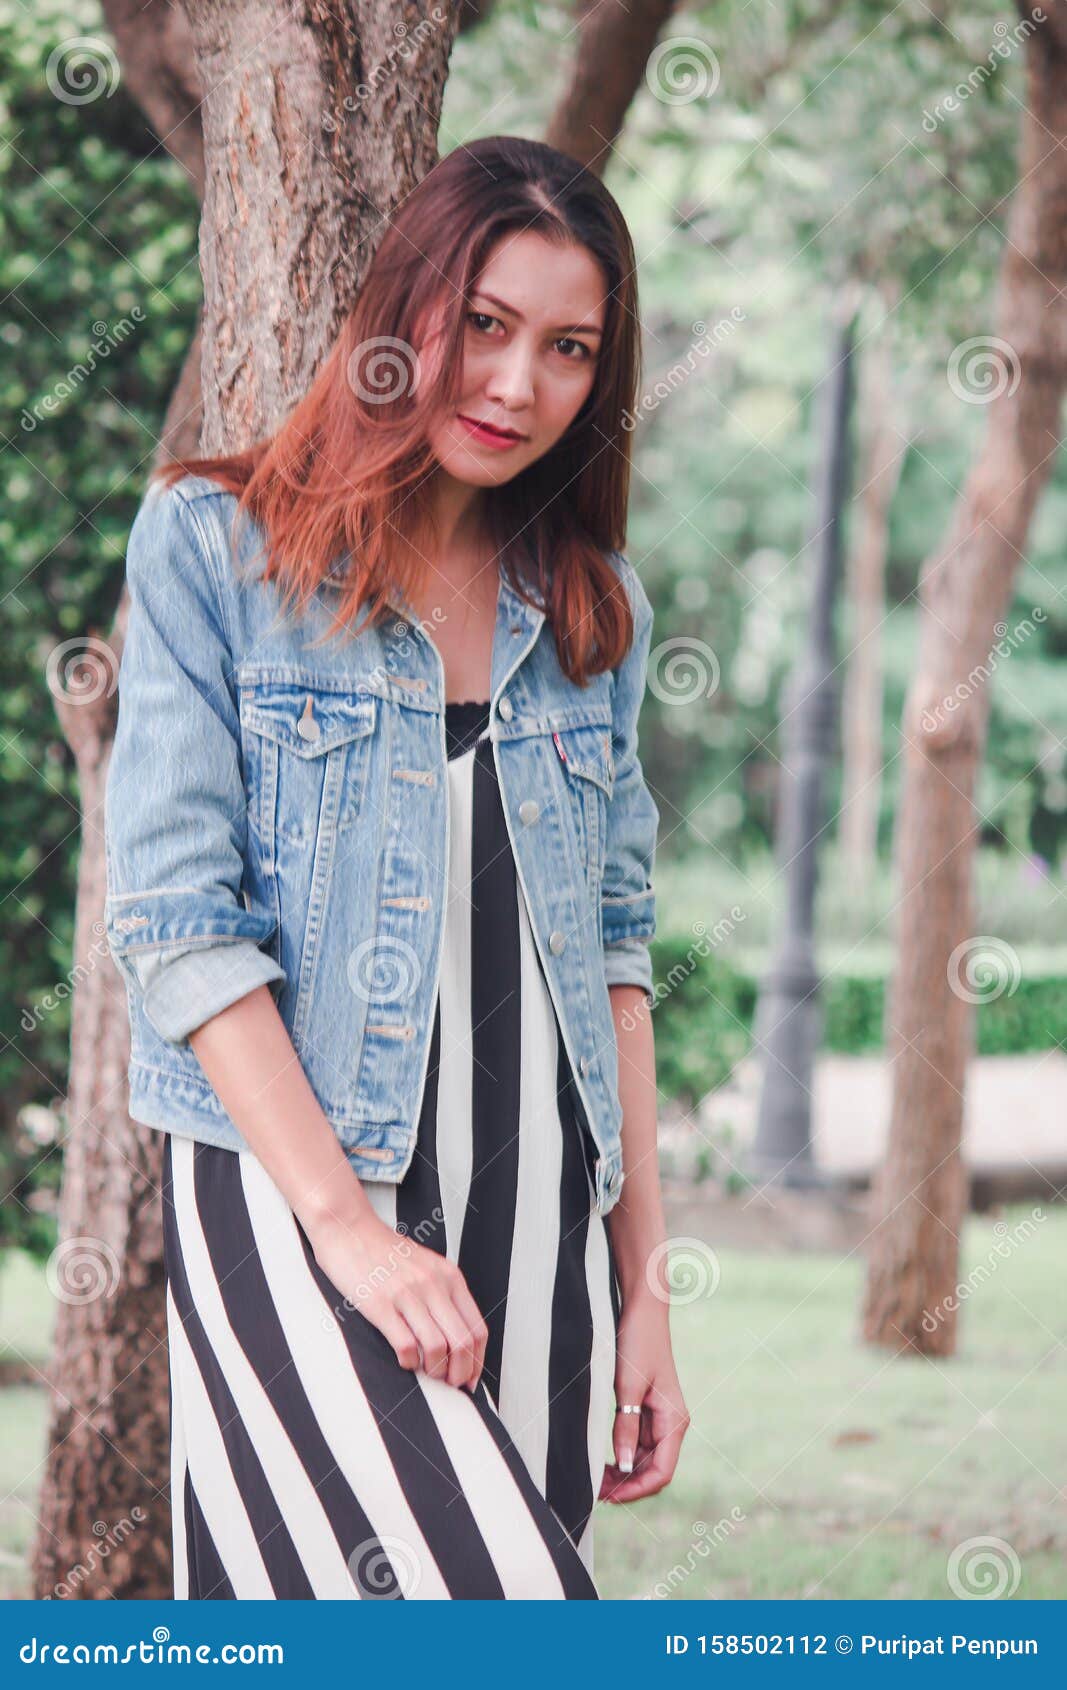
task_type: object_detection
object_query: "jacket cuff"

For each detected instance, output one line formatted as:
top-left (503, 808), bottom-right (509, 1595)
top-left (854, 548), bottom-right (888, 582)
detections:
top-left (603, 937), bottom-right (655, 1006)
top-left (136, 940), bottom-right (286, 1045)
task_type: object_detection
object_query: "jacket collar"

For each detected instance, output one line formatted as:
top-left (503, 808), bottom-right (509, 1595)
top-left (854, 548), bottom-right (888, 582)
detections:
top-left (322, 556), bottom-right (548, 693)
top-left (381, 568), bottom-right (547, 641)
top-left (383, 569), bottom-right (547, 707)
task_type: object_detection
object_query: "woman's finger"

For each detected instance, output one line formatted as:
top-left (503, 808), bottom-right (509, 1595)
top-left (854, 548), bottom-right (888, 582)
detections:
top-left (612, 1365), bottom-right (648, 1473)
top-left (423, 1285), bottom-right (480, 1389)
top-left (446, 1272), bottom-right (490, 1388)
top-left (394, 1290), bottom-right (453, 1381)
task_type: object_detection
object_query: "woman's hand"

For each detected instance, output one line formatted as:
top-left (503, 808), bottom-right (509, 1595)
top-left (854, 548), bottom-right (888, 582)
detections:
top-left (308, 1209), bottom-right (489, 1393)
top-left (185, 989), bottom-right (489, 1394)
top-left (599, 1293), bottom-right (689, 1502)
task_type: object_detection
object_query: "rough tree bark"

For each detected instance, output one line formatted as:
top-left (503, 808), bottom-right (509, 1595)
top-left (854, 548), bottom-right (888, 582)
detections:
top-left (862, 1), bottom-right (1067, 1356)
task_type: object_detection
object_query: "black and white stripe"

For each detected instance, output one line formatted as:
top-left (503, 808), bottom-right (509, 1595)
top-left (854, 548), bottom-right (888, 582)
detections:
top-left (161, 699), bottom-right (620, 1599)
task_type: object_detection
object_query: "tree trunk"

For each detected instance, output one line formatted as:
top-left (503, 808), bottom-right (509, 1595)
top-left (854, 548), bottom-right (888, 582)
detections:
top-left (862, 1), bottom-right (1067, 1356)
top-left (546, 0), bottom-right (678, 172)
top-left (839, 290), bottom-right (911, 880)
top-left (30, 335), bottom-right (205, 1601)
top-left (32, 0), bottom-right (460, 1601)
top-left (184, 0), bottom-right (458, 449)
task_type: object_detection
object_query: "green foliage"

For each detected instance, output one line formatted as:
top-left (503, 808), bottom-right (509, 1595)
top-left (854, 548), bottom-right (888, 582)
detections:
top-left (499, 0), bottom-right (1067, 874)
top-left (650, 948), bottom-right (757, 1103)
top-left (650, 935), bottom-right (1067, 1108)
top-left (0, 1126), bottom-right (61, 1259)
top-left (652, 845), bottom-right (1067, 1100)
top-left (0, 4), bottom-right (200, 1254)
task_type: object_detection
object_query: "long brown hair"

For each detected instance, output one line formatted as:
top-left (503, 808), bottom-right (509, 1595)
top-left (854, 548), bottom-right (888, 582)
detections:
top-left (153, 135), bottom-right (642, 683)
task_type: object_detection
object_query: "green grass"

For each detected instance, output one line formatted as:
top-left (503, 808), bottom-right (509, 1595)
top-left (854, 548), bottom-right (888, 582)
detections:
top-left (595, 1205), bottom-right (1067, 1599)
top-left (2, 1208), bottom-right (1064, 1601)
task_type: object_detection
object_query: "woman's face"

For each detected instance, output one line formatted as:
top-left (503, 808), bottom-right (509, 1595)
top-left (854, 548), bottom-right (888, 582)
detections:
top-left (421, 229), bottom-right (607, 489)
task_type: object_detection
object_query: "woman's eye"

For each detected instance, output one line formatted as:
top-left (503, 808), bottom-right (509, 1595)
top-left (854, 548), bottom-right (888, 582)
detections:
top-left (466, 312), bottom-right (598, 361)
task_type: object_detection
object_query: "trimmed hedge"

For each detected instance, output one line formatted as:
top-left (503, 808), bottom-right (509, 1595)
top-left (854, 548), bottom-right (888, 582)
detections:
top-left (648, 935), bottom-right (1067, 1108)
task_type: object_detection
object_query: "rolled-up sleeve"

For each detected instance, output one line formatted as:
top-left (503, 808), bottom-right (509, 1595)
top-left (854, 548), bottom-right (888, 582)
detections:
top-left (104, 479), bottom-right (285, 1044)
top-left (601, 557), bottom-right (660, 1006)
top-left (129, 942), bottom-right (285, 1045)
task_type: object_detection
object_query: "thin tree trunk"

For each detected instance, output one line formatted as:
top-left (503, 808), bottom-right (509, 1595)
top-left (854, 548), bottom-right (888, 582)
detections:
top-left (839, 291), bottom-right (911, 879)
top-left (546, 0), bottom-right (678, 172)
top-left (862, 1), bottom-right (1067, 1356)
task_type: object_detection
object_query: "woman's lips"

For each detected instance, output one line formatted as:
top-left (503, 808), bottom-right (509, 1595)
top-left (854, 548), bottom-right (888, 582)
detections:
top-left (457, 413), bottom-right (528, 450)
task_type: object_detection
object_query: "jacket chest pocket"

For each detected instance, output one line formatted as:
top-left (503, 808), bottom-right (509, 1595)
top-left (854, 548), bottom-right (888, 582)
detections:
top-left (238, 679), bottom-right (377, 861)
top-left (552, 721), bottom-right (615, 892)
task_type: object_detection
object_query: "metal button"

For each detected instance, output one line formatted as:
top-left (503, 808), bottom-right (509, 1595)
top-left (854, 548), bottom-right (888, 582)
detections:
top-left (498, 695), bottom-right (513, 721)
top-left (549, 929), bottom-right (566, 954)
top-left (518, 798), bottom-right (540, 825)
top-left (579, 1054), bottom-right (591, 1076)
top-left (297, 695), bottom-right (320, 741)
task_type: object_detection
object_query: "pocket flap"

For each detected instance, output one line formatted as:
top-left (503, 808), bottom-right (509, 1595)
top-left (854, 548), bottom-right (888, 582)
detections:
top-left (556, 722), bottom-right (615, 798)
top-left (239, 683), bottom-right (377, 758)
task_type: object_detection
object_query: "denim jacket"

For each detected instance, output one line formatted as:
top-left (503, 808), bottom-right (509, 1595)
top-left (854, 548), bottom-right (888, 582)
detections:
top-left (103, 474), bottom-right (659, 1215)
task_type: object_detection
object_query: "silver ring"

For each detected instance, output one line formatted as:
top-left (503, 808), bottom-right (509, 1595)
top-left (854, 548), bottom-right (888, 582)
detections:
top-left (615, 1403), bottom-right (643, 1415)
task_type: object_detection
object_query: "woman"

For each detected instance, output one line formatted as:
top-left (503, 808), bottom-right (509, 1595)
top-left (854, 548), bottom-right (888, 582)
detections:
top-left (105, 134), bottom-right (689, 1600)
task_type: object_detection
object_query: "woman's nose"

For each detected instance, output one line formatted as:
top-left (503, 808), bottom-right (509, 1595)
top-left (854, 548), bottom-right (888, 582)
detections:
top-left (484, 343), bottom-right (535, 409)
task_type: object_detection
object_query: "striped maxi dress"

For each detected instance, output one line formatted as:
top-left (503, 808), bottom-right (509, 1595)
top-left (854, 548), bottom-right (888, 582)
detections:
top-left (161, 697), bottom-right (623, 1599)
